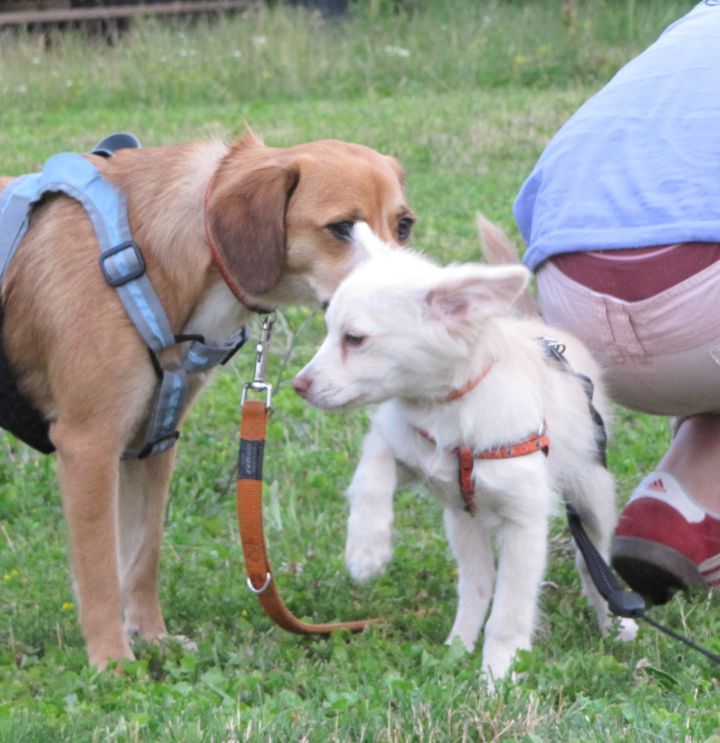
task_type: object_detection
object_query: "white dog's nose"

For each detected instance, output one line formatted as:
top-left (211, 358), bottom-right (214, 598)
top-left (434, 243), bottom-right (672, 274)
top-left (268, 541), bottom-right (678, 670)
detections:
top-left (292, 373), bottom-right (312, 397)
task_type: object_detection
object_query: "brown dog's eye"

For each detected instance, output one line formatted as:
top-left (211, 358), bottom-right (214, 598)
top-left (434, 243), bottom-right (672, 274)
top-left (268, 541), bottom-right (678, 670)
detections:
top-left (343, 333), bottom-right (366, 348)
top-left (327, 221), bottom-right (355, 241)
top-left (397, 216), bottom-right (414, 241)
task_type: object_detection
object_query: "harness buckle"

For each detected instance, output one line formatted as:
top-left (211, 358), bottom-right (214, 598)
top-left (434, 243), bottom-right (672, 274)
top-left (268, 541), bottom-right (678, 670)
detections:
top-left (124, 430), bottom-right (180, 460)
top-left (221, 326), bottom-right (249, 365)
top-left (99, 240), bottom-right (146, 288)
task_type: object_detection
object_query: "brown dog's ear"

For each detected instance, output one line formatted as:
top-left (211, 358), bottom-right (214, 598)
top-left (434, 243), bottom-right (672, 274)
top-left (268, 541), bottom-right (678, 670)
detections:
top-left (207, 152), bottom-right (300, 296)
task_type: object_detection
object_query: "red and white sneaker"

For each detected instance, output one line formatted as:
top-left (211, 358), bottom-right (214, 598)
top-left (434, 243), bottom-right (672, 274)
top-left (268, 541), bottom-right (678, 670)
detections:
top-left (611, 471), bottom-right (720, 605)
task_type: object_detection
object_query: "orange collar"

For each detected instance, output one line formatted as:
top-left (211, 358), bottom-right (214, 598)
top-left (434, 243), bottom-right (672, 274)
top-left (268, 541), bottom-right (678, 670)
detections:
top-left (417, 424), bottom-right (550, 516)
top-left (203, 178), bottom-right (275, 315)
top-left (436, 360), bottom-right (495, 404)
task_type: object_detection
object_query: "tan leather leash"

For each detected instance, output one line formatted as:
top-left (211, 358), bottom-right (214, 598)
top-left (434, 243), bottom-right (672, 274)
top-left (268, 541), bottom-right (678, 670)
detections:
top-left (236, 314), bottom-right (379, 634)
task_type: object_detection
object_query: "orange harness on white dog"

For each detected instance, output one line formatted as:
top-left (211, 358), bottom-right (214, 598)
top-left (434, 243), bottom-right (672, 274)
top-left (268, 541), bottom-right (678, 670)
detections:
top-left (416, 424), bottom-right (550, 516)
top-left (414, 358), bottom-right (550, 515)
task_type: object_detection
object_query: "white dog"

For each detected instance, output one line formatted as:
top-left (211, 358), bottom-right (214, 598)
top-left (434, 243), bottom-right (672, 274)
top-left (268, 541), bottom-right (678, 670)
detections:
top-left (293, 223), bottom-right (637, 682)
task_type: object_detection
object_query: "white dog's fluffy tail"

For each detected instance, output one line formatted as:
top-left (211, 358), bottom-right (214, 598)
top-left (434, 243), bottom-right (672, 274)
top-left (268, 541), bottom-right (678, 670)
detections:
top-left (476, 214), bottom-right (522, 265)
top-left (476, 214), bottom-right (539, 317)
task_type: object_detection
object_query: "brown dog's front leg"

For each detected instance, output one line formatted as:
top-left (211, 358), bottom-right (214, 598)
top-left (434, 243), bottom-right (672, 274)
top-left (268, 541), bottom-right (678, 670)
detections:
top-left (118, 448), bottom-right (177, 642)
top-left (53, 423), bottom-right (132, 668)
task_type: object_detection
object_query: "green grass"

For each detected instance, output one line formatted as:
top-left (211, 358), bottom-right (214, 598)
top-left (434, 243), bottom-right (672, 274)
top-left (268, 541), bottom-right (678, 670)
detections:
top-left (0, 0), bottom-right (694, 130)
top-left (1, 1), bottom-right (718, 740)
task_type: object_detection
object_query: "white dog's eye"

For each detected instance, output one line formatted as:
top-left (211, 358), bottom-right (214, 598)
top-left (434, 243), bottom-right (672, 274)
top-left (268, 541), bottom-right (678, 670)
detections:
top-left (343, 333), bottom-right (366, 348)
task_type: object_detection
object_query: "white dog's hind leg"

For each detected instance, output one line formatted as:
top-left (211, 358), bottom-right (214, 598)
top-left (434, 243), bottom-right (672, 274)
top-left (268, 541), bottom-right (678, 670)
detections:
top-left (345, 421), bottom-right (399, 583)
top-left (443, 507), bottom-right (495, 651)
top-left (567, 464), bottom-right (638, 641)
top-left (481, 491), bottom-right (551, 683)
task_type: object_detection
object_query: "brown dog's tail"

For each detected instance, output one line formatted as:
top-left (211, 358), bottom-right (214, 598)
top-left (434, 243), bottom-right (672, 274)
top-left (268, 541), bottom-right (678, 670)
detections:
top-left (476, 213), bottom-right (539, 317)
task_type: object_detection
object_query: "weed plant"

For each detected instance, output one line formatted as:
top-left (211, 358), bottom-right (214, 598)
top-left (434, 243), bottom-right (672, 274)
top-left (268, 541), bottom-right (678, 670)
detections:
top-left (1, 1), bottom-right (718, 741)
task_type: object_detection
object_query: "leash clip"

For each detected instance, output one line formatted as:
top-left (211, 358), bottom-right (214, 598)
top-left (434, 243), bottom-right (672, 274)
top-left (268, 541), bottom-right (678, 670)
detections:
top-left (241, 313), bottom-right (276, 408)
top-left (241, 381), bottom-right (273, 409)
top-left (542, 338), bottom-right (567, 362)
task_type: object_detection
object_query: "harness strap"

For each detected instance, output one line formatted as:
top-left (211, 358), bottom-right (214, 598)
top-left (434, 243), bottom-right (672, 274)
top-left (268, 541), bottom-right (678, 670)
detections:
top-left (121, 329), bottom-right (248, 459)
top-left (435, 360), bottom-right (494, 404)
top-left (92, 132), bottom-right (141, 159)
top-left (0, 154), bottom-right (177, 352)
top-left (123, 368), bottom-right (186, 459)
top-left (237, 398), bottom-right (379, 634)
top-left (182, 330), bottom-right (248, 373)
top-left (474, 428), bottom-right (550, 460)
top-left (542, 339), bottom-right (607, 465)
top-left (417, 426), bottom-right (550, 515)
top-left (0, 136), bottom-right (143, 454)
top-left (0, 145), bottom-right (248, 458)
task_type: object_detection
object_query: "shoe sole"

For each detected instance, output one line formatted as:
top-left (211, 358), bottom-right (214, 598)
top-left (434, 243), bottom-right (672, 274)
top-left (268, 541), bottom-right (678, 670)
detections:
top-left (611, 536), bottom-right (705, 605)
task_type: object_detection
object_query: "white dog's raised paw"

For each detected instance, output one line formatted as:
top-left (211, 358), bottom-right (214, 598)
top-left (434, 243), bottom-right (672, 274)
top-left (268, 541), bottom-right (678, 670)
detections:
top-left (345, 528), bottom-right (393, 583)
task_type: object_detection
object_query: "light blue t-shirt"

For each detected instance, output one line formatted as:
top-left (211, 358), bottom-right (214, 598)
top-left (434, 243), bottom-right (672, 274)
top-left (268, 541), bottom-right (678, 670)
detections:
top-left (515, 1), bottom-right (720, 271)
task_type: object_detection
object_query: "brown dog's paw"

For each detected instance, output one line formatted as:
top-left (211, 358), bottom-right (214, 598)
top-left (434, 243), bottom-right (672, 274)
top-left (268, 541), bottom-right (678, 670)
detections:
top-left (88, 642), bottom-right (135, 672)
top-left (165, 634), bottom-right (199, 653)
top-left (130, 631), bottom-right (198, 655)
top-left (129, 633), bottom-right (198, 679)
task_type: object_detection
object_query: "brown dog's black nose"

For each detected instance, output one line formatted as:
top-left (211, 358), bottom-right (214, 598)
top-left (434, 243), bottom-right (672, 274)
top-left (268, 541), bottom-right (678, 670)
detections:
top-left (292, 374), bottom-right (312, 397)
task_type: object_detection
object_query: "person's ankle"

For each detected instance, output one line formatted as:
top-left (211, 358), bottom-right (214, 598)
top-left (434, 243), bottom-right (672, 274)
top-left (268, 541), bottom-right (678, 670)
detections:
top-left (657, 415), bottom-right (720, 514)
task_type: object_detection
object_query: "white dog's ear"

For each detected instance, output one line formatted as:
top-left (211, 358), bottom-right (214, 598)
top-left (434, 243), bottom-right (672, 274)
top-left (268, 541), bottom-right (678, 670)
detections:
top-left (425, 264), bottom-right (531, 321)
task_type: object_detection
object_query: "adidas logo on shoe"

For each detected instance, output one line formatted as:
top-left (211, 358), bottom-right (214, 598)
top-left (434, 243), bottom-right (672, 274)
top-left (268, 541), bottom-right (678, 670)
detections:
top-left (628, 471), bottom-right (705, 523)
top-left (647, 478), bottom-right (666, 493)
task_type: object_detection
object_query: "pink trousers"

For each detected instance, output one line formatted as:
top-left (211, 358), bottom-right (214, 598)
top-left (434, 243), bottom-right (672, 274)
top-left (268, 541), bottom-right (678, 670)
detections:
top-left (537, 245), bottom-right (720, 416)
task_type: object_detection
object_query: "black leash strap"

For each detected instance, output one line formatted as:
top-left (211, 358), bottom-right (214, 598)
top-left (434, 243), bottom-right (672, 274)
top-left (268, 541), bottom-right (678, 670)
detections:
top-left (566, 504), bottom-right (645, 618)
top-left (567, 503), bottom-right (720, 668)
top-left (541, 338), bottom-right (720, 669)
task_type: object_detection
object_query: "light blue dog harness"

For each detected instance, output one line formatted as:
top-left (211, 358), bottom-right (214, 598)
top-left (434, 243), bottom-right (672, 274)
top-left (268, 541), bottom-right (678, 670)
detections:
top-left (0, 134), bottom-right (247, 458)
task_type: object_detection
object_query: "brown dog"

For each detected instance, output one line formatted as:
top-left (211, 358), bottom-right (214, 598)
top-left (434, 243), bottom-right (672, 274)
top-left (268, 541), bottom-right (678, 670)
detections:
top-left (0, 130), bottom-right (413, 667)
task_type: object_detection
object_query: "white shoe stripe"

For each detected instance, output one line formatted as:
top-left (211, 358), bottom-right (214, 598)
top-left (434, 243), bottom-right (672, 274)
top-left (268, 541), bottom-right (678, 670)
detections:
top-left (699, 553), bottom-right (720, 573)
top-left (700, 565), bottom-right (720, 583)
top-left (703, 569), bottom-right (720, 586)
top-left (628, 471), bottom-right (706, 524)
